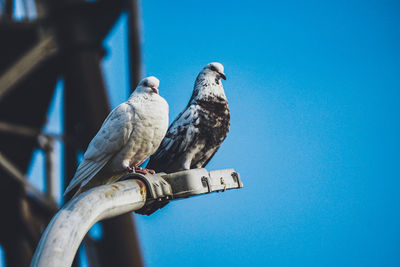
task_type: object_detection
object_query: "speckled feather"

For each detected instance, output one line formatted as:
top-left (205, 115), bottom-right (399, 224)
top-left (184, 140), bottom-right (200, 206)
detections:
top-left (64, 77), bottom-right (169, 196)
top-left (147, 63), bottom-right (230, 173)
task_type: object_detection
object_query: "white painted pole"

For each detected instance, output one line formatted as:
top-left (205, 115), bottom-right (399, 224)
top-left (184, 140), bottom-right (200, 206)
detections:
top-left (30, 179), bottom-right (146, 267)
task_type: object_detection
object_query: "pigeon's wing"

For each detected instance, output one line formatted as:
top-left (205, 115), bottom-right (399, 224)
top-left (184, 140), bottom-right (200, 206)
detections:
top-left (147, 104), bottom-right (200, 172)
top-left (64, 103), bottom-right (134, 194)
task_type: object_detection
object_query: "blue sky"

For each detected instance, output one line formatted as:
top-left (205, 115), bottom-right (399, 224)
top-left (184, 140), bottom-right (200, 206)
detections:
top-left (134, 1), bottom-right (400, 266)
top-left (2, 0), bottom-right (400, 266)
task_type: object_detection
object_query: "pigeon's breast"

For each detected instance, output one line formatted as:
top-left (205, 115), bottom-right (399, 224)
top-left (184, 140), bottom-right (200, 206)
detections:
top-left (196, 99), bottom-right (230, 143)
top-left (111, 97), bottom-right (169, 171)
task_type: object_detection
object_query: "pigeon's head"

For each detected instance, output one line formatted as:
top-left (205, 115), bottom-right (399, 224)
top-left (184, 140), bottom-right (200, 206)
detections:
top-left (203, 62), bottom-right (226, 80)
top-left (137, 76), bottom-right (160, 94)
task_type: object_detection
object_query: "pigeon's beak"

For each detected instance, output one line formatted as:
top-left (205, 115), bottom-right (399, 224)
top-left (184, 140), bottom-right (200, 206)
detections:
top-left (219, 72), bottom-right (226, 80)
top-left (151, 87), bottom-right (159, 94)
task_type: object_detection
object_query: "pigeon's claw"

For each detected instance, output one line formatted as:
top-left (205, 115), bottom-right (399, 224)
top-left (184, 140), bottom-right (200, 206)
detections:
top-left (134, 166), bottom-right (148, 175)
top-left (134, 167), bottom-right (155, 175)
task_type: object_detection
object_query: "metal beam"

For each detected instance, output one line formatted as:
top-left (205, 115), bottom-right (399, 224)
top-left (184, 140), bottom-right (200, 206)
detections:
top-left (0, 151), bottom-right (58, 212)
top-left (127, 0), bottom-right (142, 92)
top-left (0, 35), bottom-right (59, 101)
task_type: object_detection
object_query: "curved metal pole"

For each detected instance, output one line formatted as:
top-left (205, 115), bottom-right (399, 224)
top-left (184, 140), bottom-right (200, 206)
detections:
top-left (30, 179), bottom-right (146, 267)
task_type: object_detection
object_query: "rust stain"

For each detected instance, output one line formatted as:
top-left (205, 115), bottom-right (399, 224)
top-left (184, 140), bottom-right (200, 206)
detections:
top-left (136, 180), bottom-right (147, 201)
top-left (111, 184), bottom-right (119, 190)
top-left (104, 184), bottom-right (120, 198)
top-left (104, 190), bottom-right (113, 198)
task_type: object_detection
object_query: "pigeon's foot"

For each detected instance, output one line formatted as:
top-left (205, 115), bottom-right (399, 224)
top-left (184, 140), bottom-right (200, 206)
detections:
top-left (134, 167), bottom-right (155, 175)
top-left (126, 166), bottom-right (134, 173)
top-left (134, 166), bottom-right (148, 175)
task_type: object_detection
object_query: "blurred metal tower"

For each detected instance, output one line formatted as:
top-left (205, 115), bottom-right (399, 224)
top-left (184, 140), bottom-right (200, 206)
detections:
top-left (0, 0), bottom-right (143, 266)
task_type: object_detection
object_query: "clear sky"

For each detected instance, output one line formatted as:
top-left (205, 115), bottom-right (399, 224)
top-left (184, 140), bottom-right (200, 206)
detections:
top-left (132, 1), bottom-right (400, 266)
top-left (2, 0), bottom-right (400, 266)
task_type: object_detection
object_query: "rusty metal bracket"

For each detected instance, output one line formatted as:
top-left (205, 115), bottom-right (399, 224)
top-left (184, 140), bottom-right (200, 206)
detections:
top-left (123, 168), bottom-right (243, 215)
top-left (122, 172), bottom-right (172, 215)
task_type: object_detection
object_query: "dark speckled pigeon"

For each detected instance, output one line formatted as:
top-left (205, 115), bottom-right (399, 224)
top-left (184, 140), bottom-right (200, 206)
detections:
top-left (147, 62), bottom-right (230, 173)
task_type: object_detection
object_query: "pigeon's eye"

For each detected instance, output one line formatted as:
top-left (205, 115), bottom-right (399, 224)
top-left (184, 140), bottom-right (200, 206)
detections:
top-left (210, 65), bottom-right (217, 72)
top-left (143, 81), bottom-right (148, 87)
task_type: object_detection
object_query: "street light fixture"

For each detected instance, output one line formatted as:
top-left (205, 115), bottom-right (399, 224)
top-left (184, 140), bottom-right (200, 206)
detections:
top-left (30, 168), bottom-right (243, 267)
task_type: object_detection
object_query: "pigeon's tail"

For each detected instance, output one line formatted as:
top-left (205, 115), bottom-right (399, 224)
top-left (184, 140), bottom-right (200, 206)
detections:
top-left (63, 158), bottom-right (109, 197)
top-left (72, 172), bottom-right (123, 197)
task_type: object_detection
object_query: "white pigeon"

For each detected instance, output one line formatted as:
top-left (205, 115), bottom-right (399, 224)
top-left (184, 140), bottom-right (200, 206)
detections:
top-left (147, 62), bottom-right (230, 173)
top-left (64, 76), bottom-right (169, 196)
